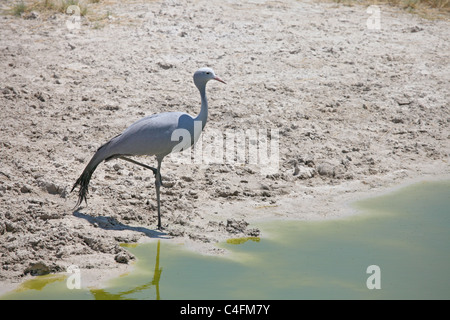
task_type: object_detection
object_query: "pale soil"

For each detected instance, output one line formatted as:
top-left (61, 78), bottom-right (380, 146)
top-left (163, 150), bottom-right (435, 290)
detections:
top-left (0, 0), bottom-right (449, 294)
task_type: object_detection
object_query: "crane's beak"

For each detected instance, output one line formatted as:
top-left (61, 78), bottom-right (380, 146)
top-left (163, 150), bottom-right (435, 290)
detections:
top-left (214, 76), bottom-right (226, 84)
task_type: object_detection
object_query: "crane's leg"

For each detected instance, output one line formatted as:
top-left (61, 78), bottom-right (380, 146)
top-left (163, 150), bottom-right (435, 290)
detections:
top-left (119, 156), bottom-right (163, 186)
top-left (119, 156), bottom-right (157, 174)
top-left (155, 158), bottom-right (163, 230)
top-left (119, 156), bottom-right (164, 230)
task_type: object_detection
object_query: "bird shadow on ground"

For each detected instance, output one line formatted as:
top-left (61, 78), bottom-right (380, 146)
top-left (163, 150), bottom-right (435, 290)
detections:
top-left (73, 210), bottom-right (170, 239)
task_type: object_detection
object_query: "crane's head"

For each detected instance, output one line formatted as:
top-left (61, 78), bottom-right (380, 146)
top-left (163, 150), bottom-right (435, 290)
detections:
top-left (193, 67), bottom-right (226, 88)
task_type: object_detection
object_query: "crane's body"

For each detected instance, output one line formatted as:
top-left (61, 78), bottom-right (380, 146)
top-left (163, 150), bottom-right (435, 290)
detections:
top-left (105, 112), bottom-right (194, 158)
top-left (71, 68), bottom-right (225, 230)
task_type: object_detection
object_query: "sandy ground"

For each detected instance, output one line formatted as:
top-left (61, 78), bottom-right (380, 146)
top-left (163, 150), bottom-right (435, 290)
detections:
top-left (0, 0), bottom-right (449, 294)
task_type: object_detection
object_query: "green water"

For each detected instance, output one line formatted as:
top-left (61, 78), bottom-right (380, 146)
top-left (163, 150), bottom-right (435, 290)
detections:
top-left (2, 180), bottom-right (449, 299)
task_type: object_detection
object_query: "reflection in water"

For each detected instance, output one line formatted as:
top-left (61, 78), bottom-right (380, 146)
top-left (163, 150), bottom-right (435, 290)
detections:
top-left (90, 240), bottom-right (163, 300)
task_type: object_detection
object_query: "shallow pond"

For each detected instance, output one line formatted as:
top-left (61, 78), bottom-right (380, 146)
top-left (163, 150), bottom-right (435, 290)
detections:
top-left (2, 180), bottom-right (449, 299)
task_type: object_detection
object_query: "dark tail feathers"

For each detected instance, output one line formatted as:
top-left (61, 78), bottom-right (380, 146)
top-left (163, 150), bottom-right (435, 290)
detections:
top-left (71, 135), bottom-right (123, 209)
top-left (71, 163), bottom-right (99, 209)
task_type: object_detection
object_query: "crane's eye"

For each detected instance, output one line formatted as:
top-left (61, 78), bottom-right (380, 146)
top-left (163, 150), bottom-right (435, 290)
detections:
top-left (206, 72), bottom-right (211, 75)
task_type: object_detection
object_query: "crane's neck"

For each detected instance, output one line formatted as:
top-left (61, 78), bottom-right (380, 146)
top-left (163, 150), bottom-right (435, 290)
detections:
top-left (194, 83), bottom-right (208, 130)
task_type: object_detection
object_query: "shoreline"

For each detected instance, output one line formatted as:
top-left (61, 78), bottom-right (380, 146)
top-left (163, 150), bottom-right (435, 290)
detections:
top-left (2, 170), bottom-right (449, 297)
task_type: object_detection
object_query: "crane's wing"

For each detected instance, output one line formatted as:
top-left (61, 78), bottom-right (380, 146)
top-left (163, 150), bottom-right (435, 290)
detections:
top-left (105, 111), bottom-right (196, 159)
